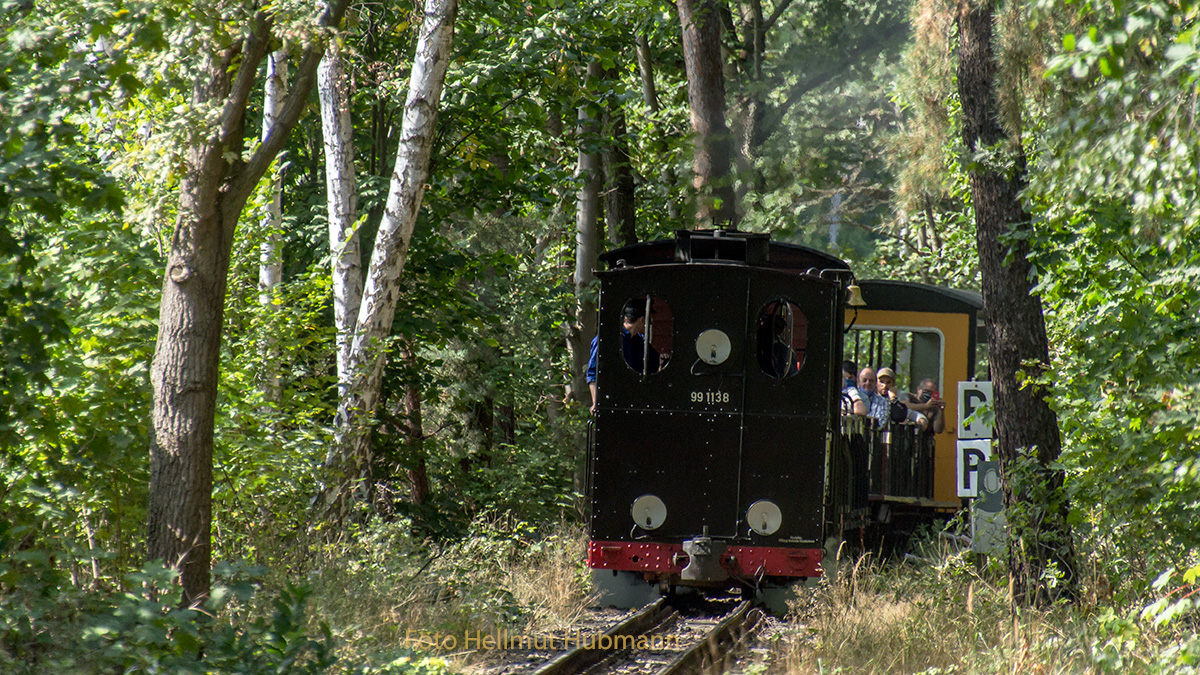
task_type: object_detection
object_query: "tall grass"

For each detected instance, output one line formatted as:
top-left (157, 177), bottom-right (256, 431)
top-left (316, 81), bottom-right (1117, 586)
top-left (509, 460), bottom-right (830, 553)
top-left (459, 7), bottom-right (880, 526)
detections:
top-left (774, 538), bottom-right (1200, 674)
top-left (305, 517), bottom-right (592, 670)
top-left (300, 518), bottom-right (1197, 674)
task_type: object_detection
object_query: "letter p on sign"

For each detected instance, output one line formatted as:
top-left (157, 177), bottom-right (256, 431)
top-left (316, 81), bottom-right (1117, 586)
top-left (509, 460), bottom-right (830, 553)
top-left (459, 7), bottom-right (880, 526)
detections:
top-left (958, 381), bottom-right (993, 440)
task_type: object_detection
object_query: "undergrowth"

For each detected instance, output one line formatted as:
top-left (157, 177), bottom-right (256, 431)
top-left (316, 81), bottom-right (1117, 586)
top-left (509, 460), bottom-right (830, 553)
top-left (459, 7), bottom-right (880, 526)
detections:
top-left (0, 516), bottom-right (591, 674)
top-left (775, 537), bottom-right (1200, 674)
top-left (8, 512), bottom-right (1197, 675)
top-left (306, 516), bottom-right (591, 671)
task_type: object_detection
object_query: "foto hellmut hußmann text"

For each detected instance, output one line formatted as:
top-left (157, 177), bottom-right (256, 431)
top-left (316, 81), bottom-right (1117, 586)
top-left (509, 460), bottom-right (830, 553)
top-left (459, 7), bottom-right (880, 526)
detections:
top-left (405, 629), bottom-right (681, 651)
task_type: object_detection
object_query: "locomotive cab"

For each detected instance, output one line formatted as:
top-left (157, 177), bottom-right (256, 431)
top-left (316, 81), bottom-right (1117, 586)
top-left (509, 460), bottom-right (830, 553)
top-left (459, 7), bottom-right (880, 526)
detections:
top-left (586, 230), bottom-right (862, 610)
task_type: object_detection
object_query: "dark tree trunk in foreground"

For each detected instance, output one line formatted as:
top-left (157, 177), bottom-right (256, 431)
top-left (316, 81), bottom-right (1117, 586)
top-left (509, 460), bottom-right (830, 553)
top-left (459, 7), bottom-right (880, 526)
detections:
top-left (956, 0), bottom-right (1076, 606)
top-left (149, 3), bottom-right (351, 606)
top-left (677, 0), bottom-right (737, 226)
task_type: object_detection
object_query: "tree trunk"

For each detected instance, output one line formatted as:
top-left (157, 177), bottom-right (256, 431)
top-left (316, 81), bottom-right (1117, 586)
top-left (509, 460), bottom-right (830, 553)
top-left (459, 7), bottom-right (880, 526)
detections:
top-left (258, 49), bottom-right (287, 404)
top-left (465, 395), bottom-right (495, 471)
top-left (327, 0), bottom-right (458, 518)
top-left (497, 401), bottom-right (515, 446)
top-left (568, 61), bottom-right (602, 408)
top-left (730, 0), bottom-right (766, 199)
top-left (397, 339), bottom-right (430, 505)
top-left (677, 0), bottom-right (737, 227)
top-left (956, 0), bottom-right (1076, 606)
top-left (148, 2), bottom-right (351, 606)
top-left (602, 68), bottom-right (637, 247)
top-left (636, 34), bottom-right (681, 221)
top-left (405, 388), bottom-right (430, 506)
top-left (318, 42), bottom-right (363, 391)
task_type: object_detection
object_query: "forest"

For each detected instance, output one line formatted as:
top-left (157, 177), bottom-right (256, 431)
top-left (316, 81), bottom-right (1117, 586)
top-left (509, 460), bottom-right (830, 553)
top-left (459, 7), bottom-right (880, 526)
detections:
top-left (1, 0), bottom-right (1199, 672)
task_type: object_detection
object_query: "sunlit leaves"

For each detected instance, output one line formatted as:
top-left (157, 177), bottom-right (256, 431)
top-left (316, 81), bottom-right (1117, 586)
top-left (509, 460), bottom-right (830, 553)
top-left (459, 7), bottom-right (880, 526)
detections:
top-left (1031, 3), bottom-right (1200, 557)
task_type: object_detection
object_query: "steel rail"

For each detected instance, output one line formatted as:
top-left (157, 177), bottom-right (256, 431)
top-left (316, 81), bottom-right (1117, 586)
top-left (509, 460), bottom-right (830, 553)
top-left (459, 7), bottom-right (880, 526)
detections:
top-left (657, 601), bottom-right (763, 675)
top-left (529, 598), bottom-right (675, 675)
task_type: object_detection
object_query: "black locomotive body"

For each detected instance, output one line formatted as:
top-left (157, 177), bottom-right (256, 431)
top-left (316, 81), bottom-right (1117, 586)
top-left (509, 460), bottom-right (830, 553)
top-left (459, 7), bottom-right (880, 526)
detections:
top-left (586, 230), bottom-right (867, 607)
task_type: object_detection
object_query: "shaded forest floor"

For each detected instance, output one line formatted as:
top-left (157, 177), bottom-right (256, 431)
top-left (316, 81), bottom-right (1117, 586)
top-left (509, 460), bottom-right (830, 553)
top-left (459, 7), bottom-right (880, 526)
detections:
top-left (3, 518), bottom-right (1197, 673)
top-left (311, 521), bottom-right (1200, 675)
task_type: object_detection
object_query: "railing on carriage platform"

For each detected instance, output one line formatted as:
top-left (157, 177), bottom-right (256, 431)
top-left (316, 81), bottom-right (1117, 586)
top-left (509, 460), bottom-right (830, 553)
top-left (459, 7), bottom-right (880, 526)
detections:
top-left (841, 414), bottom-right (936, 502)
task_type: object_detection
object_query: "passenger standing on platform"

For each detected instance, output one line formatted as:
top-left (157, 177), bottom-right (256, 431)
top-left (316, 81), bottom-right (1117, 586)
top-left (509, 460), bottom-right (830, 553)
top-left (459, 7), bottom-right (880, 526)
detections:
top-left (904, 378), bottom-right (946, 434)
top-left (878, 367), bottom-right (926, 428)
top-left (842, 360), bottom-right (866, 415)
top-left (858, 367), bottom-right (890, 426)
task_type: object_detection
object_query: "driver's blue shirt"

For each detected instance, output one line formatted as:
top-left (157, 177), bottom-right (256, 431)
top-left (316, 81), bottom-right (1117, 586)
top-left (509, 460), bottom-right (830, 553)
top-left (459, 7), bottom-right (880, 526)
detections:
top-left (621, 328), bottom-right (659, 375)
top-left (587, 330), bottom-right (659, 381)
top-left (586, 335), bottom-right (599, 383)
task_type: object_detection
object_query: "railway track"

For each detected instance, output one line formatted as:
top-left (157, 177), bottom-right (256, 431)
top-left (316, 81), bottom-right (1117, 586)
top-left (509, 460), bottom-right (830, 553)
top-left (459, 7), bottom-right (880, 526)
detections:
top-left (527, 598), bottom-right (764, 675)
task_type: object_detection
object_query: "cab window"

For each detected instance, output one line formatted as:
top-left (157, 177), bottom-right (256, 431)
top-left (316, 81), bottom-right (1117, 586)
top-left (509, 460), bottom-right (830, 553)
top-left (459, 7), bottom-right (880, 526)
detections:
top-left (618, 295), bottom-right (673, 376)
top-left (757, 299), bottom-right (807, 378)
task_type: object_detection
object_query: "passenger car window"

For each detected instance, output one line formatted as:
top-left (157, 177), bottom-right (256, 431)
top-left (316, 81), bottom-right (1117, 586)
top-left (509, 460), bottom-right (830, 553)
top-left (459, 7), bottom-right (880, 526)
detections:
top-left (844, 327), bottom-right (943, 394)
top-left (618, 295), bottom-right (673, 376)
top-left (757, 299), bottom-right (806, 378)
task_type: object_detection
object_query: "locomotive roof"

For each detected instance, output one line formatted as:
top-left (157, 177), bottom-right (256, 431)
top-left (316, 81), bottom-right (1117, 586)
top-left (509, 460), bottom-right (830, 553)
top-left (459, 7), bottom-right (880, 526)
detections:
top-left (598, 229), bottom-right (850, 273)
top-left (856, 279), bottom-right (983, 315)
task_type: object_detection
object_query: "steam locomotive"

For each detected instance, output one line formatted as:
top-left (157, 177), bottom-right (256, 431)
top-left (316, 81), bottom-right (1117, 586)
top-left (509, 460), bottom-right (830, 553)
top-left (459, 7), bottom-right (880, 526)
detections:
top-left (585, 229), bottom-right (983, 612)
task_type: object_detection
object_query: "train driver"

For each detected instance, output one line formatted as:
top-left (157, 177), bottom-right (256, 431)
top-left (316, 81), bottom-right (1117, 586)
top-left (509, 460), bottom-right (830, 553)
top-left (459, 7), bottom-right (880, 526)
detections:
top-left (620, 300), bottom-right (659, 377)
top-left (585, 300), bottom-right (660, 413)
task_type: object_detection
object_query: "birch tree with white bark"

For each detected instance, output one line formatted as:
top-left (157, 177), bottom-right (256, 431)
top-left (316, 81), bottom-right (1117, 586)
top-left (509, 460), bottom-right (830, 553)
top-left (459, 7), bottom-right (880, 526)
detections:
top-left (318, 40), bottom-right (363, 391)
top-left (567, 61), bottom-right (603, 408)
top-left (323, 0), bottom-right (459, 516)
top-left (258, 49), bottom-right (287, 403)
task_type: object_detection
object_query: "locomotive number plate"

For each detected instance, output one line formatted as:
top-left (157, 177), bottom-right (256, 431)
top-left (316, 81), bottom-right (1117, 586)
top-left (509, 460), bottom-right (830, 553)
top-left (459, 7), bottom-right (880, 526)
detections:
top-left (690, 390), bottom-right (730, 404)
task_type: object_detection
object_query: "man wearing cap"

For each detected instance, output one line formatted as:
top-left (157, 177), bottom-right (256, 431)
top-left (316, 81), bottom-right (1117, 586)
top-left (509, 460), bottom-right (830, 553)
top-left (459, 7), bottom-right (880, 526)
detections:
top-left (586, 300), bottom-right (659, 414)
top-left (620, 300), bottom-right (659, 377)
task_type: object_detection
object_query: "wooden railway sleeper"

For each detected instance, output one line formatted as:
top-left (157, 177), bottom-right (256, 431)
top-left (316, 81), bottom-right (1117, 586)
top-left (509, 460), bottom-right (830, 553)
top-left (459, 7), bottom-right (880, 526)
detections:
top-left (529, 598), bottom-right (675, 675)
top-left (659, 601), bottom-right (764, 675)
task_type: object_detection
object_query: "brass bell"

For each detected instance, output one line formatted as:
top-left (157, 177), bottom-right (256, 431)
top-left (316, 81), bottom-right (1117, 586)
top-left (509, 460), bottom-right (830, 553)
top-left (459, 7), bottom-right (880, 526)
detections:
top-left (846, 283), bottom-right (866, 307)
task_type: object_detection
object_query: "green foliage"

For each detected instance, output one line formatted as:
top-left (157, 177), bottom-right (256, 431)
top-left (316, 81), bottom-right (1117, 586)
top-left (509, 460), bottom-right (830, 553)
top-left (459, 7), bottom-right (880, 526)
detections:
top-left (351, 655), bottom-right (457, 675)
top-left (778, 541), bottom-right (1200, 674)
top-left (0, 210), bottom-right (160, 581)
top-left (1025, 0), bottom-right (1200, 574)
top-left (0, 226), bottom-right (69, 446)
top-left (738, 0), bottom-right (914, 258)
top-left (0, 0), bottom-right (125, 223)
top-left (1039, 0), bottom-right (1200, 249)
top-left (373, 221), bottom-right (582, 530)
top-left (873, 0), bottom-right (981, 287)
top-left (0, 518), bottom-right (338, 674)
top-left (0, 0), bottom-right (129, 449)
top-left (214, 250), bottom-right (341, 568)
top-left (308, 518), bottom-right (588, 666)
top-left (883, 0), bottom-right (1200, 604)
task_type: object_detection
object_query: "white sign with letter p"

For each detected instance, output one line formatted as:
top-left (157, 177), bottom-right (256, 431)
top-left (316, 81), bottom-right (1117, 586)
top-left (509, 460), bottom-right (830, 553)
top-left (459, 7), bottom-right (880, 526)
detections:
top-left (956, 439), bottom-right (993, 497)
top-left (958, 381), bottom-right (993, 440)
